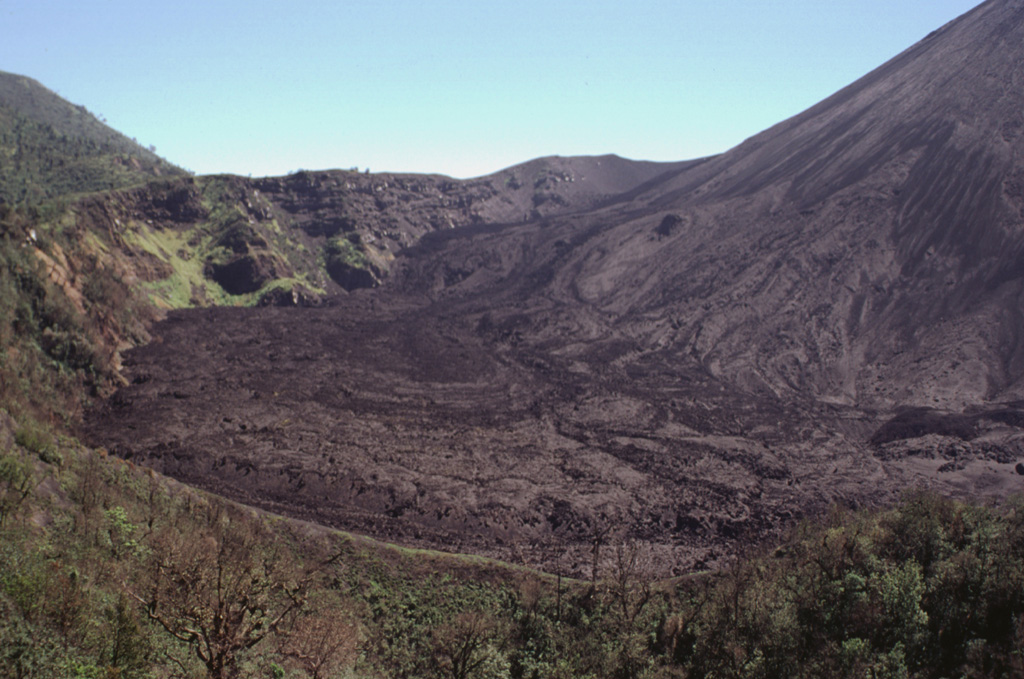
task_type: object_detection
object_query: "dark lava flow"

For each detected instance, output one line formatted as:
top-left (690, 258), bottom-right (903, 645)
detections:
top-left (86, 0), bottom-right (1024, 575)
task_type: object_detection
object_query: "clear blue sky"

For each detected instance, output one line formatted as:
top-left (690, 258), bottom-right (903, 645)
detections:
top-left (0, 0), bottom-right (982, 179)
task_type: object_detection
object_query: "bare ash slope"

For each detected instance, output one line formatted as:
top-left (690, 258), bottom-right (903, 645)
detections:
top-left (612, 0), bottom-right (1024, 411)
top-left (87, 0), bottom-right (1024, 575)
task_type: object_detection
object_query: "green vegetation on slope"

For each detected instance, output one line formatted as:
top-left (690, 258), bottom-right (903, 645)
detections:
top-left (325, 235), bottom-right (371, 271)
top-left (0, 214), bottom-right (149, 424)
top-left (0, 71), bottom-right (185, 207)
top-left (665, 494), bottom-right (1024, 678)
top-left (322, 233), bottom-right (389, 290)
top-left (0, 170), bottom-right (329, 428)
top-left (114, 175), bottom-right (327, 308)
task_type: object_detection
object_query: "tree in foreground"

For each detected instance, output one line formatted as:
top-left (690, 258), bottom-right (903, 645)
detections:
top-left (432, 609), bottom-right (509, 679)
top-left (132, 500), bottom-right (308, 679)
top-left (279, 601), bottom-right (360, 679)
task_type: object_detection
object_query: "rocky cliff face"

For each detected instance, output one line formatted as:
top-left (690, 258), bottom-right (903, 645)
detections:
top-left (2, 150), bottom-right (684, 428)
top-left (50, 156), bottom-right (690, 311)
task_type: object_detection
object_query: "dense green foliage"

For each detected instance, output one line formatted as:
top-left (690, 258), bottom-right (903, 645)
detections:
top-left (665, 496), bottom-right (1024, 678)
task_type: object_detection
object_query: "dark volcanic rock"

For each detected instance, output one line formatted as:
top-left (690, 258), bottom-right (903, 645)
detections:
top-left (325, 261), bottom-right (378, 291)
top-left (256, 285), bottom-right (324, 307)
top-left (870, 408), bottom-right (980, 446)
top-left (654, 213), bottom-right (683, 238)
top-left (86, 0), bottom-right (1024, 575)
top-left (214, 224), bottom-right (269, 254)
top-left (206, 254), bottom-right (287, 295)
top-left (144, 183), bottom-right (207, 223)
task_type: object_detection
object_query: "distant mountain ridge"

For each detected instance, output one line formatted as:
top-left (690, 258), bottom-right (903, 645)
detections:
top-left (0, 68), bottom-right (687, 321)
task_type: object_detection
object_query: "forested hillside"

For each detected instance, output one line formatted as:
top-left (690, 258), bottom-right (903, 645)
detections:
top-left (0, 71), bottom-right (184, 206)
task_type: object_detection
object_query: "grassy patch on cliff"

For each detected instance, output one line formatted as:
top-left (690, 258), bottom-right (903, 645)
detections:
top-left (107, 176), bottom-right (325, 309)
top-left (325, 234), bottom-right (371, 270)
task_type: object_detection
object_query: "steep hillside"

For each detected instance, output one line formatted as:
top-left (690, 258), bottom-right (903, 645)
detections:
top-left (86, 0), bottom-right (1024, 576)
top-left (586, 0), bottom-right (1024, 410)
top-left (0, 71), bottom-right (185, 205)
top-left (399, 0), bottom-right (1024, 411)
top-left (0, 90), bottom-right (686, 435)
